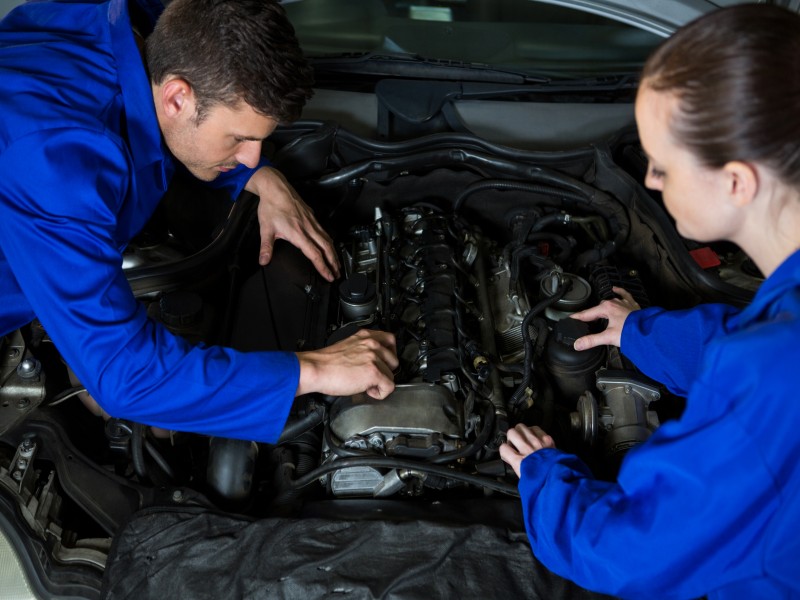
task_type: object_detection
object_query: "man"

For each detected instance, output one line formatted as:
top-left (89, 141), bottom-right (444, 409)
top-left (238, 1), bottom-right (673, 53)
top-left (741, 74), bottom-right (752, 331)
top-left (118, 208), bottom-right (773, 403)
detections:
top-left (0, 0), bottom-right (398, 442)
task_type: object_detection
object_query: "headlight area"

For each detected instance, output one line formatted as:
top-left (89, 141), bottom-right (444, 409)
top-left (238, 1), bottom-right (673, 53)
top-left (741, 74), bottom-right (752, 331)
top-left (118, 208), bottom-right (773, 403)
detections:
top-left (0, 517), bottom-right (38, 600)
top-left (0, 476), bottom-right (104, 600)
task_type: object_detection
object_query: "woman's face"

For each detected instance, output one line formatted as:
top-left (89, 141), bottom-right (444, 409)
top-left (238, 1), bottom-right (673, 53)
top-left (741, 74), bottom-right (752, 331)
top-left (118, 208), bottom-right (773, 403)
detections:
top-left (635, 86), bottom-right (736, 243)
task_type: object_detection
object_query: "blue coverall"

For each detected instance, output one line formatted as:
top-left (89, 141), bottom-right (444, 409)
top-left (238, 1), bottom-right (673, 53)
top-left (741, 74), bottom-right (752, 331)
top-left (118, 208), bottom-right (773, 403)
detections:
top-left (0, 0), bottom-right (298, 441)
top-left (519, 250), bottom-right (800, 598)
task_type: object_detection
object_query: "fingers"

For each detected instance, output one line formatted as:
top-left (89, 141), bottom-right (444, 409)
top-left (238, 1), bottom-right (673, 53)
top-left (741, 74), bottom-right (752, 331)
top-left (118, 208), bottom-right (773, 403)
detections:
top-left (353, 329), bottom-right (399, 370)
top-left (499, 424), bottom-right (556, 478)
top-left (612, 286), bottom-right (640, 309)
top-left (258, 236), bottom-right (274, 267)
top-left (253, 168), bottom-right (341, 280)
top-left (574, 330), bottom-right (616, 352)
top-left (506, 424), bottom-right (555, 453)
top-left (570, 287), bottom-right (639, 351)
top-left (295, 330), bottom-right (399, 398)
top-left (365, 377), bottom-right (395, 400)
top-left (257, 211), bottom-right (340, 281)
top-left (290, 230), bottom-right (337, 282)
top-left (498, 443), bottom-right (523, 478)
top-left (570, 304), bottom-right (608, 323)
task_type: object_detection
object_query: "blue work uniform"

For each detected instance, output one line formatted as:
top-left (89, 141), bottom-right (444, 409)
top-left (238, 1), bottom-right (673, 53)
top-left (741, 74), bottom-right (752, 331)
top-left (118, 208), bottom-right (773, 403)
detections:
top-left (0, 0), bottom-right (299, 441)
top-left (519, 250), bottom-right (800, 599)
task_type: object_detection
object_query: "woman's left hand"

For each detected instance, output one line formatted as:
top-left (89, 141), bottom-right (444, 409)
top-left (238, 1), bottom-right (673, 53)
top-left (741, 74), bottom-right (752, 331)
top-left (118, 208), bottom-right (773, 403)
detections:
top-left (499, 424), bottom-right (556, 478)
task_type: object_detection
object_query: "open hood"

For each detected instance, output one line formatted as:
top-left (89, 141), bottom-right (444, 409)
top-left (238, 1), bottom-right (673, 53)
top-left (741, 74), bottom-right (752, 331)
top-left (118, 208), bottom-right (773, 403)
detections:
top-left (531, 0), bottom-right (798, 36)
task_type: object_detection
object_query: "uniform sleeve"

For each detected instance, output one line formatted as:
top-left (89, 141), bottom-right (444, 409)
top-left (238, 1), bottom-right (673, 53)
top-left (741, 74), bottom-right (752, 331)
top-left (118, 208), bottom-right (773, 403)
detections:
top-left (620, 303), bottom-right (740, 396)
top-left (516, 317), bottom-right (797, 599)
top-left (0, 130), bottom-right (297, 442)
top-left (518, 417), bottom-right (777, 598)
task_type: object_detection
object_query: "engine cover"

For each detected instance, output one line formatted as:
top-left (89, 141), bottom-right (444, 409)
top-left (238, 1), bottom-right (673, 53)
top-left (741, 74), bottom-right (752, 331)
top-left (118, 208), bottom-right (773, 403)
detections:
top-left (329, 383), bottom-right (464, 457)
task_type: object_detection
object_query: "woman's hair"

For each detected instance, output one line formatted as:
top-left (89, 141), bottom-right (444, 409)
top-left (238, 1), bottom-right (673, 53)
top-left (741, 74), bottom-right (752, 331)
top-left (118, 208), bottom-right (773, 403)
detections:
top-left (641, 5), bottom-right (800, 187)
top-left (145, 0), bottom-right (314, 124)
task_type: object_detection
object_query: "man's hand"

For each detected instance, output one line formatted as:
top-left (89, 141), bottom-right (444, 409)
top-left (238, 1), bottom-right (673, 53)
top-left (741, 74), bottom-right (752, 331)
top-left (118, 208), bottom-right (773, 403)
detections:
top-left (245, 166), bottom-right (340, 282)
top-left (569, 286), bottom-right (640, 351)
top-left (296, 329), bottom-right (399, 399)
top-left (499, 424), bottom-right (556, 478)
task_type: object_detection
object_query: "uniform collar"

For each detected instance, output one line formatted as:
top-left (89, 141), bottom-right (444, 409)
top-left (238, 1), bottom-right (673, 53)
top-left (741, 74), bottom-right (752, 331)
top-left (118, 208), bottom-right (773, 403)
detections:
top-left (736, 248), bottom-right (800, 325)
top-left (106, 0), bottom-right (168, 186)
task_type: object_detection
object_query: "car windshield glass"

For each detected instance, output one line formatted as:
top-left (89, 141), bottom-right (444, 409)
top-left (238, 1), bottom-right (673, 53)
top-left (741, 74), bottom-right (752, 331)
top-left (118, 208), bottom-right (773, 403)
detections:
top-left (283, 0), bottom-right (663, 77)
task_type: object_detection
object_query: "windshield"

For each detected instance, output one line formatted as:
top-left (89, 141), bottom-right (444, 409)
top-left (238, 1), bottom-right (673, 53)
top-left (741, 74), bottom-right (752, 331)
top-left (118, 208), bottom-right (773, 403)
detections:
top-left (283, 0), bottom-right (663, 77)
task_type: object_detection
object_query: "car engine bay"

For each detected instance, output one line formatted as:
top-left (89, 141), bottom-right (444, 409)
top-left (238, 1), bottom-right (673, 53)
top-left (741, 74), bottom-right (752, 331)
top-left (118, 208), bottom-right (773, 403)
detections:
top-left (0, 123), bottom-right (759, 595)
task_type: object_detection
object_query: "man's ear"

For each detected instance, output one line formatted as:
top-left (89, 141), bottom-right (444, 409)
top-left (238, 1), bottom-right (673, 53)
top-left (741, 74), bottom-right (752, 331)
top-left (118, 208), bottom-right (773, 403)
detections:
top-left (159, 77), bottom-right (195, 119)
top-left (723, 161), bottom-right (759, 208)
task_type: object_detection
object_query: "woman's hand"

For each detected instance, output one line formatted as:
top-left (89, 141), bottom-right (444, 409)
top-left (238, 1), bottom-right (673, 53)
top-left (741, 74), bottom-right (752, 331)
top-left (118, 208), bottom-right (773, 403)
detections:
top-left (569, 286), bottom-right (640, 350)
top-left (499, 424), bottom-right (556, 478)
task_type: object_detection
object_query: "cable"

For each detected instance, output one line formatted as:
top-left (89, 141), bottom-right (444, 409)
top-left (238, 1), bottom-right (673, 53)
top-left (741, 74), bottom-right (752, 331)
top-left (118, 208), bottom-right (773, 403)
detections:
top-left (144, 439), bottom-right (175, 480)
top-left (46, 386), bottom-right (87, 407)
top-left (287, 456), bottom-right (519, 496)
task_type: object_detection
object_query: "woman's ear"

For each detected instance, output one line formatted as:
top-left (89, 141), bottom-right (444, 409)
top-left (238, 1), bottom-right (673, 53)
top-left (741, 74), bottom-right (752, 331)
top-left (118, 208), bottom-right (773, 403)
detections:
top-left (723, 160), bottom-right (759, 208)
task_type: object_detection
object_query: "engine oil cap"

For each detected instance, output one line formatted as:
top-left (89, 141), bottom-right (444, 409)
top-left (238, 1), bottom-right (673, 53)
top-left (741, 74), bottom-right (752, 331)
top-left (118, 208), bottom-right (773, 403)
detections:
top-left (339, 273), bottom-right (377, 320)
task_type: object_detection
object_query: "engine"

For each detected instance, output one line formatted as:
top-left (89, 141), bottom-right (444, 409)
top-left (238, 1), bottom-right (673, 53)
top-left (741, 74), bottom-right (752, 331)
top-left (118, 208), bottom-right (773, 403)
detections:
top-left (310, 202), bottom-right (662, 497)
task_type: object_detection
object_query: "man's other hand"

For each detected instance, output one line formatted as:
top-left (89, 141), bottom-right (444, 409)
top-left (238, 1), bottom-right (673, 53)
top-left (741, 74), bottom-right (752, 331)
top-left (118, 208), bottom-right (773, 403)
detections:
top-left (246, 166), bottom-right (340, 282)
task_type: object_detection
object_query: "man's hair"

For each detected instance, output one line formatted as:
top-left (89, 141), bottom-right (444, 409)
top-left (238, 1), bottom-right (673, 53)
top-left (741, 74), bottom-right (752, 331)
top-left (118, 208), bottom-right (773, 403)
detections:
top-left (145, 0), bottom-right (314, 124)
top-left (641, 5), bottom-right (800, 187)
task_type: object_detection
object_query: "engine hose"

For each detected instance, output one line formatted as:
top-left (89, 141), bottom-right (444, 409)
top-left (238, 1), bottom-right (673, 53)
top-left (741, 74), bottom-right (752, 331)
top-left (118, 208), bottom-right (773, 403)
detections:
top-left (508, 243), bottom-right (562, 287)
top-left (295, 451), bottom-right (317, 476)
top-left (131, 422), bottom-right (148, 482)
top-left (428, 400), bottom-right (495, 464)
top-left (574, 239), bottom-right (618, 270)
top-left (313, 149), bottom-right (629, 249)
top-left (473, 237), bottom-right (506, 420)
top-left (144, 439), bottom-right (175, 480)
top-left (509, 283), bottom-right (570, 409)
top-left (271, 432), bottom-right (322, 507)
top-left (287, 456), bottom-right (519, 497)
top-left (453, 179), bottom-right (586, 214)
top-left (131, 422), bottom-right (175, 482)
top-left (276, 407), bottom-right (324, 445)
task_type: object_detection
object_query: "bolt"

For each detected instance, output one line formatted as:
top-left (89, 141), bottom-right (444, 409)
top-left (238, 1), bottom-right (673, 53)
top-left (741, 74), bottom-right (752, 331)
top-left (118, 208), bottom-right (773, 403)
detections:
top-left (172, 490), bottom-right (184, 503)
top-left (17, 358), bottom-right (41, 379)
top-left (11, 471), bottom-right (22, 481)
top-left (16, 459), bottom-right (27, 470)
top-left (16, 398), bottom-right (30, 409)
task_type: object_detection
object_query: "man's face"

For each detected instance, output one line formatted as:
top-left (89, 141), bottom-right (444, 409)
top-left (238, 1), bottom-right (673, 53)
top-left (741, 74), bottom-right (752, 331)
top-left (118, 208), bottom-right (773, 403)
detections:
top-left (162, 97), bottom-right (279, 182)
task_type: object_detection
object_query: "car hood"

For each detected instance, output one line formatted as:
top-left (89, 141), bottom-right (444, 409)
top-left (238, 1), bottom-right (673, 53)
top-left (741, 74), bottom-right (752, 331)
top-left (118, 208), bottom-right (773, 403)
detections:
top-left (533, 0), bottom-right (795, 36)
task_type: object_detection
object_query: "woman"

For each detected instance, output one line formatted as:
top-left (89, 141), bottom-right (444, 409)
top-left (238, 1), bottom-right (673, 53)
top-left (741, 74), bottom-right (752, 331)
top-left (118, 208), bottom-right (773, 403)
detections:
top-left (499, 5), bottom-right (800, 599)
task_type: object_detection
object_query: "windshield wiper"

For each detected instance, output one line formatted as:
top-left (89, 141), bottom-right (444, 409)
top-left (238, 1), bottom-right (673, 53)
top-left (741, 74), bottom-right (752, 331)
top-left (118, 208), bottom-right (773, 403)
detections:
top-left (309, 51), bottom-right (640, 91)
top-left (309, 51), bottom-right (553, 85)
